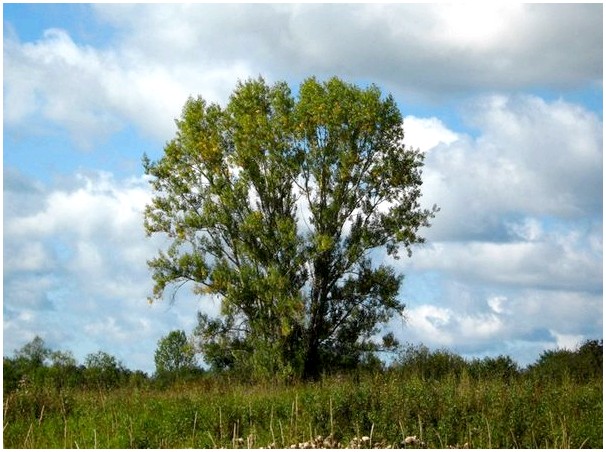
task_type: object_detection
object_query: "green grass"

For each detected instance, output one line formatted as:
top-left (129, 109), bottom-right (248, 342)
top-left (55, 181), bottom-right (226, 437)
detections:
top-left (3, 371), bottom-right (602, 448)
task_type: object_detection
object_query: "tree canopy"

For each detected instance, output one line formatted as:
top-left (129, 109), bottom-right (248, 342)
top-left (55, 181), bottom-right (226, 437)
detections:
top-left (143, 76), bottom-right (437, 380)
top-left (15, 335), bottom-right (50, 368)
top-left (154, 330), bottom-right (197, 377)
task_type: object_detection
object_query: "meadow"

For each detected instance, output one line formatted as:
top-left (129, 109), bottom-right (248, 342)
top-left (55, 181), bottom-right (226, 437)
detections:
top-left (3, 364), bottom-right (602, 449)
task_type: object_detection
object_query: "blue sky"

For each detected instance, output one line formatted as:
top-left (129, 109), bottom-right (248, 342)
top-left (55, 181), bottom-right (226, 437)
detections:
top-left (3, 3), bottom-right (603, 374)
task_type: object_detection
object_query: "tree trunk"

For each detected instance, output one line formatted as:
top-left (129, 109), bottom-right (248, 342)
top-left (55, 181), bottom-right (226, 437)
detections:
top-left (302, 338), bottom-right (321, 380)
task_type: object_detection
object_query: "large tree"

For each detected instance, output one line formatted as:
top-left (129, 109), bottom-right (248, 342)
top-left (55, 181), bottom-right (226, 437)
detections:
top-left (144, 76), bottom-right (437, 380)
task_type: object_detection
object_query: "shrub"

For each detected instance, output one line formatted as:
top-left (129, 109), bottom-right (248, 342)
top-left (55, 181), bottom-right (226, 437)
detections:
top-left (528, 339), bottom-right (603, 383)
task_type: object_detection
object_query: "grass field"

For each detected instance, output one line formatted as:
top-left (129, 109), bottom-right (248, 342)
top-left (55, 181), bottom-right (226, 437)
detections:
top-left (3, 369), bottom-right (602, 449)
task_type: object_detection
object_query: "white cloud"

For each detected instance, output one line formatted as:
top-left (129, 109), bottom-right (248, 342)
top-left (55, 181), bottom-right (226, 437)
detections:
top-left (410, 231), bottom-right (601, 293)
top-left (393, 97), bottom-right (602, 363)
top-left (4, 4), bottom-right (602, 149)
top-left (3, 3), bottom-right (601, 371)
top-left (418, 94), bottom-right (602, 241)
top-left (407, 304), bottom-right (454, 345)
top-left (4, 241), bottom-right (53, 273)
top-left (549, 331), bottom-right (585, 351)
top-left (395, 286), bottom-right (601, 365)
top-left (3, 275), bottom-right (57, 311)
top-left (4, 29), bottom-right (123, 147)
top-left (3, 171), bottom-right (207, 372)
top-left (3, 26), bottom-right (253, 147)
top-left (84, 316), bottom-right (142, 345)
top-left (7, 172), bottom-right (149, 241)
top-left (403, 116), bottom-right (459, 153)
top-left (487, 296), bottom-right (508, 315)
top-left (404, 301), bottom-right (503, 348)
top-left (428, 4), bottom-right (520, 50)
top-left (505, 218), bottom-right (543, 242)
top-left (458, 312), bottom-right (503, 340)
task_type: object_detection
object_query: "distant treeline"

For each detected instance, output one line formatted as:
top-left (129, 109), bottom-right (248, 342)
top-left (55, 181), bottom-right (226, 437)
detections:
top-left (3, 336), bottom-right (602, 394)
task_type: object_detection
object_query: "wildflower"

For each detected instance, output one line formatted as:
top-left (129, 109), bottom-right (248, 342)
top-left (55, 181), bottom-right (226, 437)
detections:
top-left (404, 436), bottom-right (418, 445)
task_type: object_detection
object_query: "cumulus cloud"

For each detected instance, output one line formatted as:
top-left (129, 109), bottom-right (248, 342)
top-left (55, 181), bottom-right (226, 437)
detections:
top-left (394, 286), bottom-right (601, 364)
top-left (3, 168), bottom-right (47, 217)
top-left (416, 94), bottom-right (602, 241)
top-left (3, 3), bottom-right (601, 370)
top-left (3, 27), bottom-right (251, 147)
top-left (390, 93), bottom-right (602, 365)
top-left (96, 3), bottom-right (600, 94)
top-left (4, 4), bottom-right (602, 149)
top-left (407, 229), bottom-right (601, 293)
top-left (403, 116), bottom-right (459, 153)
top-left (4, 96), bottom-right (601, 369)
top-left (3, 170), bottom-right (206, 372)
top-left (550, 331), bottom-right (586, 351)
top-left (4, 29), bottom-right (124, 147)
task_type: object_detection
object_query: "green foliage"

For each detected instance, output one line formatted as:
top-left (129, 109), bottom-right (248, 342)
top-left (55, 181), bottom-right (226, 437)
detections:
top-left (3, 339), bottom-right (143, 397)
top-left (84, 351), bottom-right (126, 390)
top-left (394, 344), bottom-right (468, 380)
top-left (15, 335), bottom-right (51, 367)
top-left (468, 355), bottom-right (520, 381)
top-left (3, 337), bottom-right (603, 448)
top-left (3, 369), bottom-right (602, 449)
top-left (46, 350), bottom-right (81, 390)
top-left (4, 337), bottom-right (81, 393)
top-left (143, 76), bottom-right (437, 380)
top-left (154, 330), bottom-right (198, 380)
top-left (528, 339), bottom-right (603, 383)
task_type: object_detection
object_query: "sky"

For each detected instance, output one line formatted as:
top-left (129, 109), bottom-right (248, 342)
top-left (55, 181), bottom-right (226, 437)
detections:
top-left (3, 3), bottom-right (603, 374)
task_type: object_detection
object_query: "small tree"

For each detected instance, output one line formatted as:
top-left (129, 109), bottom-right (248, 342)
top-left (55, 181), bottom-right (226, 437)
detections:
top-left (9, 336), bottom-right (52, 388)
top-left (529, 339), bottom-right (603, 383)
top-left (144, 76), bottom-right (437, 380)
top-left (48, 350), bottom-right (80, 389)
top-left (468, 355), bottom-right (519, 381)
top-left (15, 335), bottom-right (50, 368)
top-left (84, 351), bottom-right (124, 389)
top-left (154, 330), bottom-right (197, 377)
top-left (394, 344), bottom-right (467, 380)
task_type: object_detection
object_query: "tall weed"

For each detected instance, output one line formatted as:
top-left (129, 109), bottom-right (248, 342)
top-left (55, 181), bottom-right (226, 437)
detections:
top-left (3, 371), bottom-right (602, 448)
